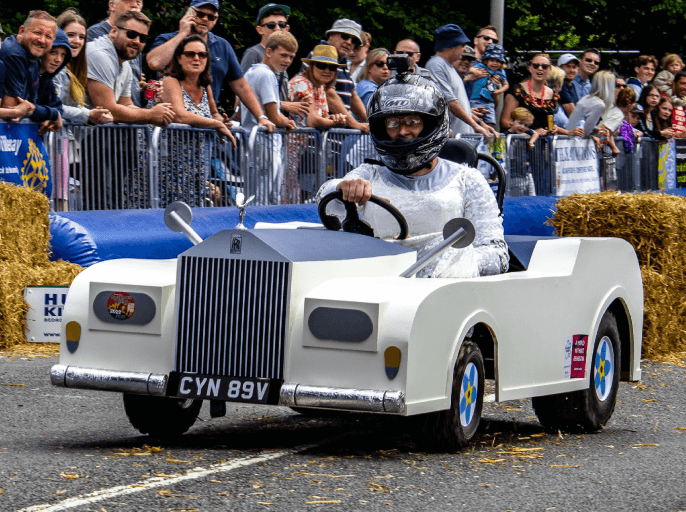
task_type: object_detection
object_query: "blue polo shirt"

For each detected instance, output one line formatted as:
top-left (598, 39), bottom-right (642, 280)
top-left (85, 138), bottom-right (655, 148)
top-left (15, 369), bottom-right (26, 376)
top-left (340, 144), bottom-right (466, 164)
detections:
top-left (572, 73), bottom-right (591, 100)
top-left (560, 82), bottom-right (578, 106)
top-left (0, 35), bottom-right (40, 104)
top-left (151, 31), bottom-right (242, 101)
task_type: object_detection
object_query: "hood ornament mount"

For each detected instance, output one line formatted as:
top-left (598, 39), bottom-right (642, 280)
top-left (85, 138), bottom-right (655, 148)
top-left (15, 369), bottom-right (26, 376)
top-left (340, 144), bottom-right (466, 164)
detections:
top-left (235, 193), bottom-right (255, 230)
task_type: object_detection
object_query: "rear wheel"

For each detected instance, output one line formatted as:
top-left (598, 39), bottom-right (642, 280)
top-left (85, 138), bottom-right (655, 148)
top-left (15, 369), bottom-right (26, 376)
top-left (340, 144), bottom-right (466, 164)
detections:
top-left (412, 340), bottom-right (484, 451)
top-left (123, 394), bottom-right (202, 438)
top-left (532, 310), bottom-right (621, 432)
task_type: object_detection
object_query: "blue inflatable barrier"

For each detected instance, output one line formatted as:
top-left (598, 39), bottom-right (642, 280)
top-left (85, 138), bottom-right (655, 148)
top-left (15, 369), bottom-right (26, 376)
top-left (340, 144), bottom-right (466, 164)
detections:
top-left (50, 197), bottom-right (560, 266)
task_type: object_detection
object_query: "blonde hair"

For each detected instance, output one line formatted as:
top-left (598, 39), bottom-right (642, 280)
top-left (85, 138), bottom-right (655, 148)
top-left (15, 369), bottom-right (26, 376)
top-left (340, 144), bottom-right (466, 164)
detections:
top-left (359, 48), bottom-right (390, 82)
top-left (661, 53), bottom-right (684, 71)
top-left (265, 32), bottom-right (298, 53)
top-left (511, 107), bottom-right (534, 123)
top-left (530, 53), bottom-right (551, 65)
top-left (546, 66), bottom-right (565, 89)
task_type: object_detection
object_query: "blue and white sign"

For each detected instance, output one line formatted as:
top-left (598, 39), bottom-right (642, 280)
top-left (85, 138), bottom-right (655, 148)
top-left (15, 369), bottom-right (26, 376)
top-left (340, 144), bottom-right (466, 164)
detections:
top-left (0, 121), bottom-right (52, 197)
top-left (554, 138), bottom-right (600, 196)
top-left (24, 287), bottom-right (68, 343)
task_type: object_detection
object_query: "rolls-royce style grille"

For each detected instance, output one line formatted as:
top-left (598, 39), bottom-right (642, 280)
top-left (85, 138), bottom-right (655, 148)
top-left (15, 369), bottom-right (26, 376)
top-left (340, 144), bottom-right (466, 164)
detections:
top-left (175, 256), bottom-right (290, 379)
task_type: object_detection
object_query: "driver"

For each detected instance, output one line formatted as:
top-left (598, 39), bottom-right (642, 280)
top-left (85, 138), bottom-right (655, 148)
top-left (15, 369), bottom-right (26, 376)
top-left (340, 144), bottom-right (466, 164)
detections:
top-left (315, 73), bottom-right (508, 278)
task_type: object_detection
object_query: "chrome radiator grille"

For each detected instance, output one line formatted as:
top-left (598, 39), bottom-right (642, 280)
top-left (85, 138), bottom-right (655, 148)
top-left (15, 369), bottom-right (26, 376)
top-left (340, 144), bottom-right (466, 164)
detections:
top-left (175, 256), bottom-right (290, 379)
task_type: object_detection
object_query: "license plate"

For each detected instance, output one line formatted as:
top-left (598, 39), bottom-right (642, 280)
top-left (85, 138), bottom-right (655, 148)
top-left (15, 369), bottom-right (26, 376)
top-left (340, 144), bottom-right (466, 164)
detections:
top-left (175, 374), bottom-right (271, 403)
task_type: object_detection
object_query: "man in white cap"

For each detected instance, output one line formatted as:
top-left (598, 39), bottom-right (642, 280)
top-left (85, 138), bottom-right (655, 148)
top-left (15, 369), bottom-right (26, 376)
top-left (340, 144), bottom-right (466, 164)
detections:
top-left (304, 18), bottom-right (368, 132)
top-left (558, 53), bottom-right (580, 116)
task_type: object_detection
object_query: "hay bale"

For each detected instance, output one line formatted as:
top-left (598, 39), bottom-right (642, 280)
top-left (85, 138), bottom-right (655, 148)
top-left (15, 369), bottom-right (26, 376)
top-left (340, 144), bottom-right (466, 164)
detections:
top-left (0, 182), bottom-right (51, 266)
top-left (0, 183), bottom-right (84, 349)
top-left (0, 261), bottom-right (83, 349)
top-left (550, 191), bottom-right (686, 360)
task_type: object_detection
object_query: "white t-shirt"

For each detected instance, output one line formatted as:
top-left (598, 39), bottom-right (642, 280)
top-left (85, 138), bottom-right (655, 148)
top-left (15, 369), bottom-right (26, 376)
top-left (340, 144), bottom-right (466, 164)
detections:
top-left (426, 55), bottom-right (474, 135)
top-left (86, 36), bottom-right (132, 105)
top-left (241, 63), bottom-right (280, 130)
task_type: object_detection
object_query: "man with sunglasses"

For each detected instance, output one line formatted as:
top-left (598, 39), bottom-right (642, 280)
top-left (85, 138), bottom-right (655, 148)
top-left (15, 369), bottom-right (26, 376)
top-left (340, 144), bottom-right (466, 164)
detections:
top-left (572, 48), bottom-right (601, 100)
top-left (86, 11), bottom-right (174, 126)
top-left (239, 4), bottom-right (308, 120)
top-left (473, 25), bottom-right (498, 61)
top-left (241, 3), bottom-right (290, 76)
top-left (393, 39), bottom-right (432, 79)
top-left (88, 0), bottom-right (145, 107)
top-left (303, 18), bottom-right (369, 132)
top-left (147, 0), bottom-right (274, 133)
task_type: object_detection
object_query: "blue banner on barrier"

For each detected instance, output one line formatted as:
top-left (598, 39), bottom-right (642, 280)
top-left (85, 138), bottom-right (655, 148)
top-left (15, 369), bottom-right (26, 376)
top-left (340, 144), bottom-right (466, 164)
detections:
top-left (0, 121), bottom-right (52, 197)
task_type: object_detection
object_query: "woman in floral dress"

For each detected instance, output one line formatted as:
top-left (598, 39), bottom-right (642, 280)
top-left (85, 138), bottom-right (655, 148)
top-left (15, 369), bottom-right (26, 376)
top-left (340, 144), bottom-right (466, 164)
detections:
top-left (284, 45), bottom-right (346, 203)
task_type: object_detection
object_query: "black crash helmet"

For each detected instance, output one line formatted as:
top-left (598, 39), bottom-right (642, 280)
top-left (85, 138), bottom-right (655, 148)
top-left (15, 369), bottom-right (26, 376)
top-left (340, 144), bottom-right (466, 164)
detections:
top-left (367, 73), bottom-right (449, 175)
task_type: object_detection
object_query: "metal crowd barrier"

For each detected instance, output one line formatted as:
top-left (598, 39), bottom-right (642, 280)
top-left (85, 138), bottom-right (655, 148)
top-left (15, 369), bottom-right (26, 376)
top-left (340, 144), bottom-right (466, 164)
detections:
top-left (40, 123), bottom-right (670, 212)
top-left (151, 123), bottom-right (244, 209)
top-left (498, 133), bottom-right (663, 197)
top-left (44, 123), bottom-right (152, 211)
top-left (322, 128), bottom-right (377, 179)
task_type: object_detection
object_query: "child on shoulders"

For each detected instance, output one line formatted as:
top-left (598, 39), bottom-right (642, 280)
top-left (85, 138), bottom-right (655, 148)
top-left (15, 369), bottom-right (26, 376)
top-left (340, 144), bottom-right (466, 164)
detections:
top-left (469, 44), bottom-right (509, 127)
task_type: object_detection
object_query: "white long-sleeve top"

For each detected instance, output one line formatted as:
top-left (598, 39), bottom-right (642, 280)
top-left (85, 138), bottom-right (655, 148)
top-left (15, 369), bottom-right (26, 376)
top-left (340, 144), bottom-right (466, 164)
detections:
top-left (52, 68), bottom-right (90, 124)
top-left (316, 159), bottom-right (509, 278)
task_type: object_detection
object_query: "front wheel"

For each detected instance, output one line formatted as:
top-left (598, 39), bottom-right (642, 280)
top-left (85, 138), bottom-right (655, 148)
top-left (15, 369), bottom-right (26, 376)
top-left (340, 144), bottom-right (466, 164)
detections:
top-left (123, 394), bottom-right (202, 439)
top-left (532, 310), bottom-right (621, 432)
top-left (412, 340), bottom-right (485, 452)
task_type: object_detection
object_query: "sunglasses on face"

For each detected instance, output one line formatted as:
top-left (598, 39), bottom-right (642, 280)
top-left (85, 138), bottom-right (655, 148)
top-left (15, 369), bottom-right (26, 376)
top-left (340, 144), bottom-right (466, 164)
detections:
top-left (396, 51), bottom-right (417, 57)
top-left (373, 60), bottom-right (389, 68)
top-left (385, 117), bottom-right (422, 129)
top-left (531, 63), bottom-right (550, 70)
top-left (192, 8), bottom-right (218, 21)
top-left (261, 21), bottom-right (288, 29)
top-left (337, 32), bottom-right (361, 48)
top-left (183, 50), bottom-right (208, 59)
top-left (116, 26), bottom-right (148, 44)
top-left (479, 35), bottom-right (499, 44)
top-left (314, 62), bottom-right (339, 72)
top-left (584, 57), bottom-right (600, 65)
top-left (616, 82), bottom-right (626, 88)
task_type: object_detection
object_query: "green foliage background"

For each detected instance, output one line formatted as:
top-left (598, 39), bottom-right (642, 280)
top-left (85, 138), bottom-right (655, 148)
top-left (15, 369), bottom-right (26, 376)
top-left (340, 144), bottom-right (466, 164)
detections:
top-left (3, 0), bottom-right (685, 104)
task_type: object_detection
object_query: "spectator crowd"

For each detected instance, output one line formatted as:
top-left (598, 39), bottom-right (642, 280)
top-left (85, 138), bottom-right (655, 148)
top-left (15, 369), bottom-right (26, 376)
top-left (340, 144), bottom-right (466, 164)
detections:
top-left (0, 1), bottom-right (683, 205)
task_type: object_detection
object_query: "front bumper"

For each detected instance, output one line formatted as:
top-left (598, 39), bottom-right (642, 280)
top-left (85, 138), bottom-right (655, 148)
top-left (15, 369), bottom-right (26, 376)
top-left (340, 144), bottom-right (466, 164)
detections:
top-left (279, 383), bottom-right (405, 414)
top-left (50, 365), bottom-right (168, 396)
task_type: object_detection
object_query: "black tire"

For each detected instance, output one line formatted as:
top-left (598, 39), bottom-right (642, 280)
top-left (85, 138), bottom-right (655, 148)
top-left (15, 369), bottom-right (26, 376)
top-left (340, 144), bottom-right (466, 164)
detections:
top-left (123, 394), bottom-right (202, 438)
top-left (412, 340), bottom-right (485, 452)
top-left (532, 310), bottom-right (621, 432)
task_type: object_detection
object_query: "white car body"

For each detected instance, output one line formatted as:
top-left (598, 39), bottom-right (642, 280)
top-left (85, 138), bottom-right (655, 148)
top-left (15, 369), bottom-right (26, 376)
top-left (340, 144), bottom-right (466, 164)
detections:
top-left (51, 223), bottom-right (643, 439)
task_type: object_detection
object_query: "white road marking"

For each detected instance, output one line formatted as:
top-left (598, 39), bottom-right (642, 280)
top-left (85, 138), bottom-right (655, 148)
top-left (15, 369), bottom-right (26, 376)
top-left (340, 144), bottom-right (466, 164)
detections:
top-left (484, 393), bottom-right (496, 403)
top-left (16, 444), bottom-right (314, 512)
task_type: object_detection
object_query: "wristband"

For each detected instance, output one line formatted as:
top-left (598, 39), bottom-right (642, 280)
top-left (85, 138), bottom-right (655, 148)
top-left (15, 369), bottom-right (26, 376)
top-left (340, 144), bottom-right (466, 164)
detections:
top-left (258, 114), bottom-right (268, 121)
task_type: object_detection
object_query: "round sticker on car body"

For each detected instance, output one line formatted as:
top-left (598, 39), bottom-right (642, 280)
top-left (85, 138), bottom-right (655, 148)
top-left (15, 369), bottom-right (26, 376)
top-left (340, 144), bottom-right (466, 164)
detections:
top-left (107, 292), bottom-right (136, 320)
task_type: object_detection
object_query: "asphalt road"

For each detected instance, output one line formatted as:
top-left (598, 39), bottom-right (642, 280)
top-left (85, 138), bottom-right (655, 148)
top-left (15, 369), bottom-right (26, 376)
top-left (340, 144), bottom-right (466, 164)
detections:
top-left (1, 354), bottom-right (685, 512)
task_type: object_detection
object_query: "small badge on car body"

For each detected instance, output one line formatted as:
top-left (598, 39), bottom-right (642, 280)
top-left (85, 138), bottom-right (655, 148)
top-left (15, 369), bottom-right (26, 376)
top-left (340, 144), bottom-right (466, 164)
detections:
top-left (230, 234), bottom-right (242, 254)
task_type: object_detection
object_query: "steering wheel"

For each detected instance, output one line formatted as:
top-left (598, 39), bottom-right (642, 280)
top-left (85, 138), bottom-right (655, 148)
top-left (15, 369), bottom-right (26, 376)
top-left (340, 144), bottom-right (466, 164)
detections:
top-left (318, 190), bottom-right (409, 240)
